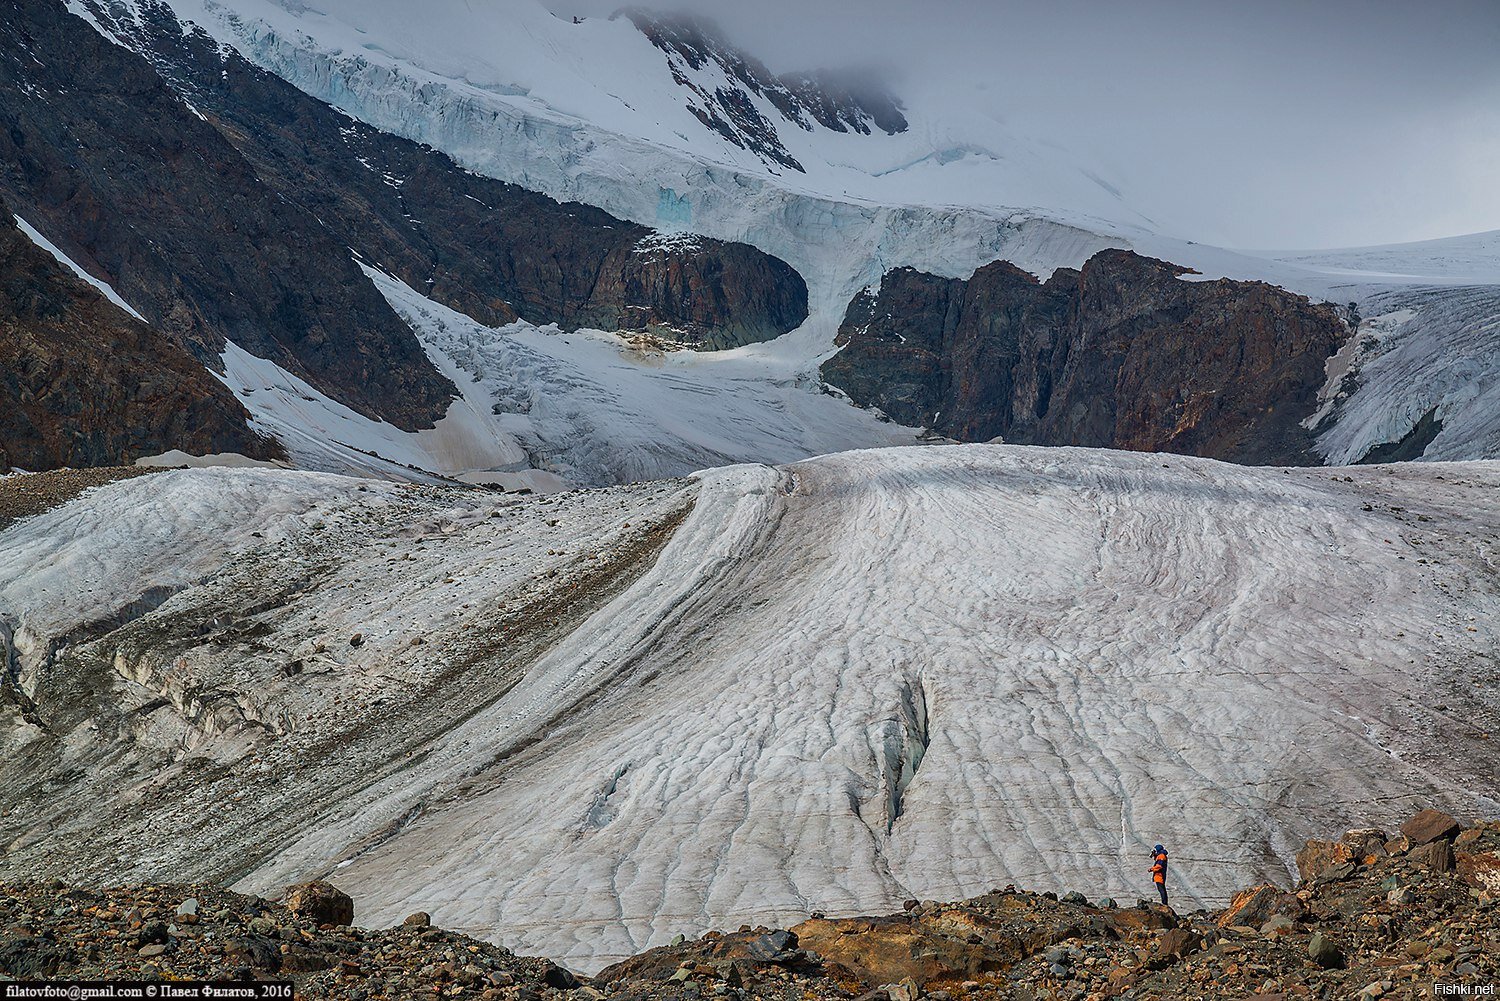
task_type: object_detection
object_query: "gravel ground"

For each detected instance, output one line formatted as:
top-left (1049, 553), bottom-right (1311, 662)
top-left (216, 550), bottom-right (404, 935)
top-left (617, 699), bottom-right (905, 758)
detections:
top-left (0, 466), bottom-right (161, 532)
top-left (3, 813), bottom-right (1498, 1000)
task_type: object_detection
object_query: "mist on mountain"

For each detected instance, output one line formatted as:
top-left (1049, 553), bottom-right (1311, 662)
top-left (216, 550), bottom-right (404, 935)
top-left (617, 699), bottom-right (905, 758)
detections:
top-left (555, 0), bottom-right (1500, 248)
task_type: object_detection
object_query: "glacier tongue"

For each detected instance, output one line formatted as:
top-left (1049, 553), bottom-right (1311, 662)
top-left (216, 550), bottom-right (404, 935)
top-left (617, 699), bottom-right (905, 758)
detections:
top-left (3, 448), bottom-right (1497, 971)
top-left (208, 453), bottom-right (1500, 972)
top-left (315, 447), bottom-right (1499, 970)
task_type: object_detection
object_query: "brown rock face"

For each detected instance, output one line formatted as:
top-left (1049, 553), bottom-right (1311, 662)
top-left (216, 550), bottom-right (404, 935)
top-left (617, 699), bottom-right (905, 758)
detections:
top-left (823, 250), bottom-right (1349, 464)
top-left (1414, 839), bottom-right (1456, 873)
top-left (0, 208), bottom-right (276, 471)
top-left (282, 881), bottom-right (353, 928)
top-left (1155, 927), bottom-right (1202, 961)
top-left (1400, 809), bottom-right (1462, 845)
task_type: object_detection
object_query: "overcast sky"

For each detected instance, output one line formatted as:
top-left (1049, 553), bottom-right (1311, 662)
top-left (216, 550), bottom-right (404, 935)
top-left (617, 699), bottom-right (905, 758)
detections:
top-left (557, 0), bottom-right (1500, 248)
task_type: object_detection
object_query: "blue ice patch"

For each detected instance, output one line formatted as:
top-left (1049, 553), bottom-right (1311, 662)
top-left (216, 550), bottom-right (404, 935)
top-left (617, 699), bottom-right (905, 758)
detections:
top-left (656, 187), bottom-right (692, 227)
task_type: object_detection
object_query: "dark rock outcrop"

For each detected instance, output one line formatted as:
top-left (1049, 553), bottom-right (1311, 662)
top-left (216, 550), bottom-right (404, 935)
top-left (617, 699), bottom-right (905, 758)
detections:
top-left (0, 0), bottom-right (456, 429)
top-left (824, 249), bottom-right (1349, 465)
top-left (0, 207), bottom-right (275, 471)
top-left (1215, 884), bottom-right (1304, 930)
top-left (1400, 808), bottom-right (1461, 846)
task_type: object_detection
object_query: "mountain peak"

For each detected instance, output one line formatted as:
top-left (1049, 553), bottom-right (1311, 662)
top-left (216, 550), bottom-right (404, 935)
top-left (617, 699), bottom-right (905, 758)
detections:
top-left (616, 6), bottom-right (906, 172)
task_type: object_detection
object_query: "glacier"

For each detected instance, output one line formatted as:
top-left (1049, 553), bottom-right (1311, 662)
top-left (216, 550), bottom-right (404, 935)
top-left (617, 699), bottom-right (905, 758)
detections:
top-left (2, 447), bottom-right (1496, 970)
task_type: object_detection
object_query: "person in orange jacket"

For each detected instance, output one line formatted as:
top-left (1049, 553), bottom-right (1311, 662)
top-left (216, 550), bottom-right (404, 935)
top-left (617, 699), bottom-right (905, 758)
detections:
top-left (1149, 844), bottom-right (1169, 906)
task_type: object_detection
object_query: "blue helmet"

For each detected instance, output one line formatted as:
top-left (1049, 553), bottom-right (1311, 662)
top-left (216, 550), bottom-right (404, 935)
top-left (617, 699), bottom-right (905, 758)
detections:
top-left (1153, 845), bottom-right (1165, 854)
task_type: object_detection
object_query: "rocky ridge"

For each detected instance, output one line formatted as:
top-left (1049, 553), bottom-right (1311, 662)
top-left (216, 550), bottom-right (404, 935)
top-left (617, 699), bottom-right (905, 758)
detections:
top-left (823, 250), bottom-right (1349, 465)
top-left (0, 205), bottom-right (276, 471)
top-left (0, 0), bottom-right (456, 430)
top-left (620, 8), bottom-right (907, 173)
top-left (3, 811), bottom-right (1497, 999)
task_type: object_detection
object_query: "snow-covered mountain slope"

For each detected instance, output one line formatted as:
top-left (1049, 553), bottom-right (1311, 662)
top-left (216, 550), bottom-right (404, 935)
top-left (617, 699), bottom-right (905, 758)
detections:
top-left (1309, 285), bottom-right (1500, 465)
top-left (4, 448), bottom-right (1497, 969)
top-left (99, 0), bottom-right (1137, 223)
top-left (1262, 230), bottom-right (1500, 286)
top-left (205, 264), bottom-right (916, 489)
top-left (70, 0), bottom-right (1500, 478)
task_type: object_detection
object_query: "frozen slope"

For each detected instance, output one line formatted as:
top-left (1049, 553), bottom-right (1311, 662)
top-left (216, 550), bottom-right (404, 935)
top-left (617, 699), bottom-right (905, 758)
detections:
top-left (3, 448), bottom-right (1497, 971)
top-left (209, 264), bottom-right (922, 488)
top-left (1309, 285), bottom-right (1500, 465)
top-left (364, 265), bottom-right (918, 487)
top-left (321, 447), bottom-right (1500, 968)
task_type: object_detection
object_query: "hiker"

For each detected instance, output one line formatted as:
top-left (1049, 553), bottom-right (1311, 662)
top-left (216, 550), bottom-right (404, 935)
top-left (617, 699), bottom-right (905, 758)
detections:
top-left (1150, 844), bottom-right (1169, 906)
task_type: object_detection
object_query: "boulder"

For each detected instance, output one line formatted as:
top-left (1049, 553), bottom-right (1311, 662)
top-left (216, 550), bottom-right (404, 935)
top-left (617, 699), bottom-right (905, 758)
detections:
top-left (1296, 840), bottom-right (1353, 883)
top-left (1308, 932), bottom-right (1344, 969)
top-left (225, 936), bottom-right (280, 971)
top-left (279, 945), bottom-right (333, 973)
top-left (887, 978), bottom-right (921, 1001)
top-left (1413, 839), bottom-right (1455, 873)
top-left (135, 922), bottom-right (169, 947)
top-left (1399, 810), bottom-right (1461, 846)
top-left (1455, 822), bottom-right (1500, 894)
top-left (746, 930), bottom-right (798, 962)
top-left (1343, 829), bottom-right (1389, 863)
top-left (283, 881), bottom-right (354, 927)
top-left (1260, 915), bottom-right (1296, 936)
top-left (790, 914), bottom-right (1010, 989)
top-left (402, 912), bottom-right (432, 928)
top-left (1157, 928), bottom-right (1202, 959)
top-left (541, 963), bottom-right (579, 990)
top-left (1216, 885), bottom-right (1303, 929)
